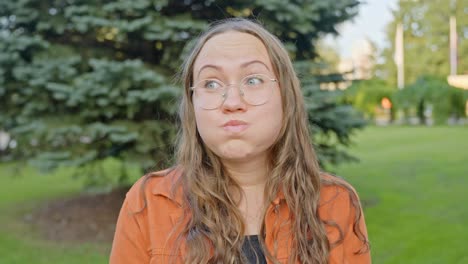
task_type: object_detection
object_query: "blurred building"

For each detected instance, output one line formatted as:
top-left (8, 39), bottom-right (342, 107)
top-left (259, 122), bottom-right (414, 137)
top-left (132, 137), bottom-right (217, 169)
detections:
top-left (349, 38), bottom-right (376, 80)
top-left (322, 38), bottom-right (376, 90)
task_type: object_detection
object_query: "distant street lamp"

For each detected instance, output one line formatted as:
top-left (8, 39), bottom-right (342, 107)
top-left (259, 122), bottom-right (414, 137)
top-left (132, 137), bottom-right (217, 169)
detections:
top-left (450, 16), bottom-right (457, 76)
top-left (394, 23), bottom-right (405, 89)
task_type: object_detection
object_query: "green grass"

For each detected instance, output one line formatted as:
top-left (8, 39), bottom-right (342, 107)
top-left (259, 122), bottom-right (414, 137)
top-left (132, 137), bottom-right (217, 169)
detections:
top-left (0, 165), bottom-right (81, 208)
top-left (331, 126), bottom-right (468, 264)
top-left (0, 232), bottom-right (106, 264)
top-left (1, 126), bottom-right (467, 263)
top-left (0, 159), bottom-right (141, 264)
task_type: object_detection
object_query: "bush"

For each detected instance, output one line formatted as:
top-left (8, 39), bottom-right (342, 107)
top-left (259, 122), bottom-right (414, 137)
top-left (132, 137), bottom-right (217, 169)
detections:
top-left (393, 75), bottom-right (468, 124)
top-left (342, 79), bottom-right (395, 119)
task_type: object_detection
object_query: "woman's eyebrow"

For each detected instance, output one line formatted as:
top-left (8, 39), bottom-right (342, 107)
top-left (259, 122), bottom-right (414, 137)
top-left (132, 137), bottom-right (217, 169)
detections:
top-left (197, 64), bottom-right (221, 78)
top-left (197, 60), bottom-right (271, 78)
top-left (240, 60), bottom-right (271, 71)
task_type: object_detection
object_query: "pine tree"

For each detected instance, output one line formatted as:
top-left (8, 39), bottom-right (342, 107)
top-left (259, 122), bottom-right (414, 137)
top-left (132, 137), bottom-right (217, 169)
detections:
top-left (0, 0), bottom-right (364, 186)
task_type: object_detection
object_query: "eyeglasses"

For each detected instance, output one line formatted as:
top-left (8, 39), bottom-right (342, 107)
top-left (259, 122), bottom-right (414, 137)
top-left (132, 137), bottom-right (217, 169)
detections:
top-left (190, 73), bottom-right (277, 110)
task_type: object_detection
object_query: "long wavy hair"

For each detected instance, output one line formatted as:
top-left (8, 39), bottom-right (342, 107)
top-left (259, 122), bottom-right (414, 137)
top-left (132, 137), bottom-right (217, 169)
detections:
top-left (147, 18), bottom-right (368, 263)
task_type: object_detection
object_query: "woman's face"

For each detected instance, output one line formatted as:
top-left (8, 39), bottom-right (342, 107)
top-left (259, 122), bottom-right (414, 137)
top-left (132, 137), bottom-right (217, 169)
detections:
top-left (192, 31), bottom-right (283, 163)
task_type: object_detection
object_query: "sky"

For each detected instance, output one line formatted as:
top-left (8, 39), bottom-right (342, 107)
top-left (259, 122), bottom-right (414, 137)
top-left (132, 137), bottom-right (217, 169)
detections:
top-left (325, 0), bottom-right (399, 59)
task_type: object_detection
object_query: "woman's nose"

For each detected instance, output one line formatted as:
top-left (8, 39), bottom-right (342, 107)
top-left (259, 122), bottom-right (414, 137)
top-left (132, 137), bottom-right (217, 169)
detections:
top-left (221, 85), bottom-right (247, 112)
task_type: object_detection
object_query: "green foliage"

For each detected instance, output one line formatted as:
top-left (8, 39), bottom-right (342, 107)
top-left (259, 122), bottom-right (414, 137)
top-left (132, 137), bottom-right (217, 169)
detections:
top-left (379, 0), bottom-right (468, 85)
top-left (342, 79), bottom-right (395, 118)
top-left (1, 0), bottom-right (365, 186)
top-left (393, 75), bottom-right (468, 124)
top-left (295, 62), bottom-right (366, 165)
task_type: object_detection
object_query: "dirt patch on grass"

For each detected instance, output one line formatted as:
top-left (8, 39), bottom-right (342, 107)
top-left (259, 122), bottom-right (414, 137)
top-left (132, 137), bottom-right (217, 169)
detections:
top-left (24, 187), bottom-right (128, 244)
top-left (22, 187), bottom-right (378, 246)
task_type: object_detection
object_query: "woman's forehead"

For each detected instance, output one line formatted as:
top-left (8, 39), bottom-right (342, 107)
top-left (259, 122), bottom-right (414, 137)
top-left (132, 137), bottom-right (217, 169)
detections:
top-left (193, 31), bottom-right (274, 75)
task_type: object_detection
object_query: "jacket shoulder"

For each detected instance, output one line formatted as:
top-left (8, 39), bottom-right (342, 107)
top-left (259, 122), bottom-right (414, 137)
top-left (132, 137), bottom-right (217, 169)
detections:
top-left (124, 168), bottom-right (181, 212)
top-left (319, 174), bottom-right (370, 261)
top-left (318, 173), bottom-right (362, 226)
top-left (319, 173), bottom-right (359, 205)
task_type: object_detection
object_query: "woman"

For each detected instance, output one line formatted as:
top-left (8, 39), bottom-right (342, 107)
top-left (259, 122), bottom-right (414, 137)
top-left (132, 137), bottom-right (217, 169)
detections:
top-left (110, 18), bottom-right (370, 264)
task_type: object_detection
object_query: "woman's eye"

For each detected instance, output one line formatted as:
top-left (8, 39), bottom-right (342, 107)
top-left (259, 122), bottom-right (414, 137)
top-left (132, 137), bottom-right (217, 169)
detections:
top-left (245, 76), bottom-right (263, 86)
top-left (204, 80), bottom-right (221, 89)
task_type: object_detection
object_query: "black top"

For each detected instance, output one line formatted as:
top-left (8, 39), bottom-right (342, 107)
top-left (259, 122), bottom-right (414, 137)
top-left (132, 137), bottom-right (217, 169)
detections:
top-left (242, 235), bottom-right (267, 264)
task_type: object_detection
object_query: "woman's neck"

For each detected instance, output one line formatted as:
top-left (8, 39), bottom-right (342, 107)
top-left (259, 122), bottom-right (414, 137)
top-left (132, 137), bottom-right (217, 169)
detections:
top-left (222, 156), bottom-right (268, 188)
top-left (223, 156), bottom-right (268, 235)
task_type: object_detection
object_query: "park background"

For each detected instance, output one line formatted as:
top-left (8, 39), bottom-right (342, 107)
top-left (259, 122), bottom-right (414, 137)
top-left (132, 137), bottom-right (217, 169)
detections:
top-left (0, 0), bottom-right (467, 263)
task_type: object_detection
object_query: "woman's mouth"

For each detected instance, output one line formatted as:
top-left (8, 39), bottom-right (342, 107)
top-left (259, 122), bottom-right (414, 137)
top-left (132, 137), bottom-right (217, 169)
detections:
top-left (222, 120), bottom-right (249, 132)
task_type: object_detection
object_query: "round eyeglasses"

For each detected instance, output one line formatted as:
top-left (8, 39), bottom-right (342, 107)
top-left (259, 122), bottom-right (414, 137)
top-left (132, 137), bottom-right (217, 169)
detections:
top-left (190, 74), bottom-right (278, 110)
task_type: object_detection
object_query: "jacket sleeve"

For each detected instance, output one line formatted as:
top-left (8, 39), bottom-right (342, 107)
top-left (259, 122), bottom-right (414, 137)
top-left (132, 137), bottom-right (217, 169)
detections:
top-left (109, 189), bottom-right (151, 264)
top-left (341, 202), bottom-right (371, 263)
top-left (322, 184), bottom-right (371, 264)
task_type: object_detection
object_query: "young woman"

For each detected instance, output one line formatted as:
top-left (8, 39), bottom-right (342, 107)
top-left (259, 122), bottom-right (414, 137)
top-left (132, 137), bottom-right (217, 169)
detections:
top-left (110, 18), bottom-right (370, 264)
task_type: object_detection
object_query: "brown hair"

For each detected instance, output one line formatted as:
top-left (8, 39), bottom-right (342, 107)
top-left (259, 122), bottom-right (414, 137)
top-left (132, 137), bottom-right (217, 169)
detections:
top-left (148, 18), bottom-right (368, 263)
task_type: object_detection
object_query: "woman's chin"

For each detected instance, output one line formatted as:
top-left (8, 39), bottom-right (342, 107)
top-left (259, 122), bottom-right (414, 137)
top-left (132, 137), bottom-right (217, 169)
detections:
top-left (217, 143), bottom-right (254, 161)
top-left (220, 150), bottom-right (251, 161)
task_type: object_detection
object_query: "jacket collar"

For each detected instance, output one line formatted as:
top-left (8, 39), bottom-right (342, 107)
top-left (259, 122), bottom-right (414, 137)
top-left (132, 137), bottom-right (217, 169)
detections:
top-left (151, 167), bottom-right (184, 206)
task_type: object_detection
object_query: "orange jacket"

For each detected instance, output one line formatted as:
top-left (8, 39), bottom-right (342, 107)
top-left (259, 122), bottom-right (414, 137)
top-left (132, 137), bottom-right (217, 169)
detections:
top-left (110, 170), bottom-right (370, 264)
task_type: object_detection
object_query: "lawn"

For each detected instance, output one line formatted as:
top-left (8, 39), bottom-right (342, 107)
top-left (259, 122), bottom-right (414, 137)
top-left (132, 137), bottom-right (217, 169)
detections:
top-left (0, 126), bottom-right (467, 263)
top-left (0, 164), bottom-right (108, 264)
top-left (0, 159), bottom-right (140, 264)
top-left (332, 126), bottom-right (468, 264)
